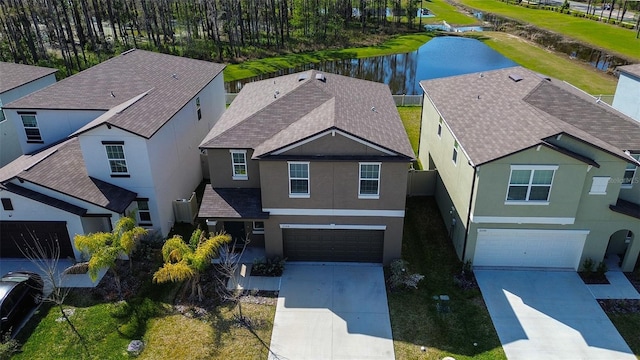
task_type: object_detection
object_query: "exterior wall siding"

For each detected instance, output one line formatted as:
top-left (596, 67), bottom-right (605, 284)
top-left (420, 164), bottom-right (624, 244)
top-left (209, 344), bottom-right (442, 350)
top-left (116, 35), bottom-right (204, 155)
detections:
top-left (612, 73), bottom-right (640, 122)
top-left (207, 149), bottom-right (261, 188)
top-left (4, 108), bottom-right (105, 154)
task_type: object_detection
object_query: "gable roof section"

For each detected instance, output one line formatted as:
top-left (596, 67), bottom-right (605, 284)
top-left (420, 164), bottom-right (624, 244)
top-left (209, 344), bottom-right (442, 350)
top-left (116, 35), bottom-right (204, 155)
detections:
top-left (3, 183), bottom-right (87, 216)
top-left (0, 62), bottom-right (57, 94)
top-left (0, 138), bottom-right (136, 213)
top-left (200, 70), bottom-right (414, 159)
top-left (4, 50), bottom-right (225, 139)
top-left (420, 66), bottom-right (640, 166)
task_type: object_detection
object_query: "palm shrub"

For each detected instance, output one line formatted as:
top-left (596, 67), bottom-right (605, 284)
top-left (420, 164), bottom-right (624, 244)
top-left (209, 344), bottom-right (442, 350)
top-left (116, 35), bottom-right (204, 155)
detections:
top-left (153, 230), bottom-right (230, 301)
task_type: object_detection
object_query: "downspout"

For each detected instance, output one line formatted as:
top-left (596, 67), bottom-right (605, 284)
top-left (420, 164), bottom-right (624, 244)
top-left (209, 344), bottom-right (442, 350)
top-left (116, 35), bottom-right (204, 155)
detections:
top-left (460, 164), bottom-right (477, 262)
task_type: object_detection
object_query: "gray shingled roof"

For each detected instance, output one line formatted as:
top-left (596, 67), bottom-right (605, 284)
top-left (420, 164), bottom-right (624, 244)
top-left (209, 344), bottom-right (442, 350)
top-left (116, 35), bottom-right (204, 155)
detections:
top-left (0, 62), bottom-right (57, 94)
top-left (3, 182), bottom-right (87, 216)
top-left (618, 64), bottom-right (640, 79)
top-left (420, 66), bottom-right (640, 166)
top-left (1, 138), bottom-right (136, 213)
top-left (200, 70), bottom-right (414, 159)
top-left (4, 50), bottom-right (225, 139)
top-left (199, 188), bottom-right (268, 219)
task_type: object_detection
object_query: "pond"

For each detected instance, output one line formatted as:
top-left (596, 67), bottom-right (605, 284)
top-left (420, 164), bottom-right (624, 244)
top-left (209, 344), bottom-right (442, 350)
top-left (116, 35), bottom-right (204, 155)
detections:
top-left (225, 36), bottom-right (518, 95)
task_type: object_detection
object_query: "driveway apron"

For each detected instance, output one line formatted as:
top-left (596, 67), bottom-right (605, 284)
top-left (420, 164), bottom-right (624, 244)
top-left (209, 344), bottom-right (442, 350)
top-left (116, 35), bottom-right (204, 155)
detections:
top-left (476, 270), bottom-right (635, 360)
top-left (268, 263), bottom-right (394, 360)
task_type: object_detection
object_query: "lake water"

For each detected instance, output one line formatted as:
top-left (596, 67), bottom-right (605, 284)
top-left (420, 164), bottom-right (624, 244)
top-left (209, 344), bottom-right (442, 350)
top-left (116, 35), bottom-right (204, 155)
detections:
top-left (225, 36), bottom-right (518, 95)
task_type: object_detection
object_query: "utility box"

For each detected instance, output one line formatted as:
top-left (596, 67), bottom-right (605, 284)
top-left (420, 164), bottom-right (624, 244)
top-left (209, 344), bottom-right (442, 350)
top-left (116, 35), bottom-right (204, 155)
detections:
top-left (173, 192), bottom-right (197, 224)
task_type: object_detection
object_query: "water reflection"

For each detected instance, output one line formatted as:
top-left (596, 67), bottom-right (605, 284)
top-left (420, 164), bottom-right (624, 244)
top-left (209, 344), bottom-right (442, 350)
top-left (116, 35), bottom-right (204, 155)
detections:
top-left (225, 36), bottom-right (518, 95)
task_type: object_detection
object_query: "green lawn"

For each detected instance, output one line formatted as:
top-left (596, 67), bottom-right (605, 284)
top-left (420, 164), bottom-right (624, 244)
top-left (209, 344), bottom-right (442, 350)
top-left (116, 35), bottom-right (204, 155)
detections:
top-left (457, 0), bottom-right (640, 62)
top-left (478, 32), bottom-right (618, 94)
top-left (416, 0), bottom-right (479, 26)
top-left (398, 106), bottom-right (422, 157)
top-left (608, 312), bottom-right (640, 359)
top-left (225, 33), bottom-right (434, 82)
top-left (389, 197), bottom-right (506, 359)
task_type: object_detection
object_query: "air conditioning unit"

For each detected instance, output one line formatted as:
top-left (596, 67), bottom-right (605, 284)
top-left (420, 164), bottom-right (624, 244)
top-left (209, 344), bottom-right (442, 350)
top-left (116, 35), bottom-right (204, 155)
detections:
top-left (173, 192), bottom-right (197, 224)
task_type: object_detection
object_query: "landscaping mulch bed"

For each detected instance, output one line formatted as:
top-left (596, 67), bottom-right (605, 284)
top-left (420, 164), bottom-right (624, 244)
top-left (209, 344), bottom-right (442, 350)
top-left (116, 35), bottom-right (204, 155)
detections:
top-left (625, 272), bottom-right (640, 293)
top-left (599, 299), bottom-right (640, 314)
top-left (579, 272), bottom-right (609, 284)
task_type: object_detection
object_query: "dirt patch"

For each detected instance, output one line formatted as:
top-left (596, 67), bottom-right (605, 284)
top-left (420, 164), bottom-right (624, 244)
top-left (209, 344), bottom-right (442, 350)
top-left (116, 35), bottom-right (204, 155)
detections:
top-left (599, 299), bottom-right (640, 314)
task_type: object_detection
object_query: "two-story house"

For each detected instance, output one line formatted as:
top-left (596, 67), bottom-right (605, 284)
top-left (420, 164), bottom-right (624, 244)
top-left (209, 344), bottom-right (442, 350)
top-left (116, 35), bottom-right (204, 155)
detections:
top-left (0, 50), bottom-right (225, 260)
top-left (612, 64), bottom-right (640, 122)
top-left (419, 66), bottom-right (640, 271)
top-left (199, 71), bottom-right (414, 264)
top-left (0, 62), bottom-right (57, 167)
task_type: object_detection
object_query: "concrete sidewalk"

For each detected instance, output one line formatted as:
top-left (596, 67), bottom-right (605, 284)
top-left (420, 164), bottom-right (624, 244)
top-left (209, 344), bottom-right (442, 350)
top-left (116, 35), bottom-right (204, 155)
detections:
top-left (587, 271), bottom-right (640, 300)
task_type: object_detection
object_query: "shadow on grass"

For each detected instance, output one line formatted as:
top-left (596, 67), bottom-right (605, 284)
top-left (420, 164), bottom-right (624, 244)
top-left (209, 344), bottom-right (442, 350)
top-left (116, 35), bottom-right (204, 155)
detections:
top-left (388, 196), bottom-right (505, 359)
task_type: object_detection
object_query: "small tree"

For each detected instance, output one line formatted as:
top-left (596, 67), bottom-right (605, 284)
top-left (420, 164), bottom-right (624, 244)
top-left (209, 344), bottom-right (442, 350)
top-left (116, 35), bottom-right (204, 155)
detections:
top-left (153, 230), bottom-right (230, 302)
top-left (214, 237), bottom-right (251, 324)
top-left (74, 215), bottom-right (147, 297)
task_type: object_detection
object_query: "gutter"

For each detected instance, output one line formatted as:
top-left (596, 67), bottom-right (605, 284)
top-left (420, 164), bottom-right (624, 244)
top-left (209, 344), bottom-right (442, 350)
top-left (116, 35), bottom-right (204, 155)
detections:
top-left (460, 164), bottom-right (477, 262)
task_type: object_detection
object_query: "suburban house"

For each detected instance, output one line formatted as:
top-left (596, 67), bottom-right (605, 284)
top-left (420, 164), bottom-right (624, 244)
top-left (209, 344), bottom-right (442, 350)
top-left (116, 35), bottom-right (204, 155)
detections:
top-left (0, 62), bottom-right (57, 167)
top-left (199, 70), bottom-right (414, 264)
top-left (612, 64), bottom-right (640, 122)
top-left (0, 50), bottom-right (226, 260)
top-left (418, 66), bottom-right (640, 272)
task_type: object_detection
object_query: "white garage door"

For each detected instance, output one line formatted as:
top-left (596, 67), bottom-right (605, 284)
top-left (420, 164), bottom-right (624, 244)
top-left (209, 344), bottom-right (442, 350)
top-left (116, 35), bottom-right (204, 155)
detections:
top-left (473, 229), bottom-right (589, 270)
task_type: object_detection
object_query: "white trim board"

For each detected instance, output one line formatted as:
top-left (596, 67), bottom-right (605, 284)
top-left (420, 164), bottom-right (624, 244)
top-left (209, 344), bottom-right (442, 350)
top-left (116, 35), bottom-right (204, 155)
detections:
top-left (263, 208), bottom-right (405, 217)
top-left (477, 228), bottom-right (590, 236)
top-left (279, 224), bottom-right (386, 230)
top-left (271, 129), bottom-right (396, 156)
top-left (471, 215), bottom-right (575, 225)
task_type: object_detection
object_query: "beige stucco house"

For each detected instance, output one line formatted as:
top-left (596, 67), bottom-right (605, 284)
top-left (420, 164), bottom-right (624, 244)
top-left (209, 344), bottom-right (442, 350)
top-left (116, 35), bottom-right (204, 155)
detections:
top-left (419, 66), bottom-right (640, 271)
top-left (199, 71), bottom-right (414, 264)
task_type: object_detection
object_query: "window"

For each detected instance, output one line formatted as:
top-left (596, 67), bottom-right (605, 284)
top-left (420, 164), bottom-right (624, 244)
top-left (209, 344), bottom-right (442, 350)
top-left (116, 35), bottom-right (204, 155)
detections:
top-left (253, 221), bottom-right (265, 234)
top-left (452, 142), bottom-right (458, 165)
top-left (230, 150), bottom-right (247, 180)
top-left (437, 124), bottom-right (442, 138)
top-left (359, 163), bottom-right (380, 198)
top-left (0, 108), bottom-right (5, 122)
top-left (1, 198), bottom-right (13, 211)
top-left (622, 154), bottom-right (639, 187)
top-left (137, 200), bottom-right (152, 225)
top-left (589, 177), bottom-right (610, 195)
top-left (196, 97), bottom-right (202, 120)
top-left (288, 162), bottom-right (309, 197)
top-left (20, 113), bottom-right (42, 142)
top-left (506, 166), bottom-right (557, 203)
top-left (105, 144), bottom-right (128, 175)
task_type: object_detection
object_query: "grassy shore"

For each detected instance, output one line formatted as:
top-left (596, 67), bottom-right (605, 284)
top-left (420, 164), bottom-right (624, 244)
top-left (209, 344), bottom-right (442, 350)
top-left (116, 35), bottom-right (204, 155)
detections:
top-left (224, 33), bottom-right (433, 82)
top-left (457, 0), bottom-right (640, 62)
top-left (477, 32), bottom-right (618, 94)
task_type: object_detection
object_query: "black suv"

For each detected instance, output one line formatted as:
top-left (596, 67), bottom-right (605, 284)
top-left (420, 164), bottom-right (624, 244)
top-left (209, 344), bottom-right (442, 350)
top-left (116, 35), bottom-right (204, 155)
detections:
top-left (0, 271), bottom-right (44, 336)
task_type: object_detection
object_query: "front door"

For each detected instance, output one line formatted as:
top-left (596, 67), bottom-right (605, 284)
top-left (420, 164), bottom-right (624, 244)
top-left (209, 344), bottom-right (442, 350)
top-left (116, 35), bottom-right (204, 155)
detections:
top-left (223, 221), bottom-right (246, 244)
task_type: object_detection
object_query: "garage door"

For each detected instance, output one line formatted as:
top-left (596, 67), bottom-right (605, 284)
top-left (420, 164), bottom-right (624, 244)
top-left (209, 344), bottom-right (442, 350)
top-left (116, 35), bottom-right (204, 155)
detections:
top-left (473, 229), bottom-right (588, 270)
top-left (0, 221), bottom-right (74, 258)
top-left (283, 228), bottom-right (384, 263)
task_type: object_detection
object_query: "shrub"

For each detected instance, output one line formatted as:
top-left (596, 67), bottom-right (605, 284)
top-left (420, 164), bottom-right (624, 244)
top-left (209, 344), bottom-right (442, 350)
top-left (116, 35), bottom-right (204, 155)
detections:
top-left (251, 257), bottom-right (286, 277)
top-left (0, 334), bottom-right (19, 360)
top-left (596, 261), bottom-right (608, 277)
top-left (582, 257), bottom-right (595, 273)
top-left (387, 259), bottom-right (425, 290)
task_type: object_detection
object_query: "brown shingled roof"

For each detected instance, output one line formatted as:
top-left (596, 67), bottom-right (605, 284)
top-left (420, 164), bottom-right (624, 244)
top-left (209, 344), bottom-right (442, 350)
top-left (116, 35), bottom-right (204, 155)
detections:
top-left (2, 138), bottom-right (136, 213)
top-left (200, 70), bottom-right (414, 159)
top-left (420, 66), bottom-right (640, 166)
top-left (4, 50), bottom-right (225, 139)
top-left (0, 62), bottom-right (57, 94)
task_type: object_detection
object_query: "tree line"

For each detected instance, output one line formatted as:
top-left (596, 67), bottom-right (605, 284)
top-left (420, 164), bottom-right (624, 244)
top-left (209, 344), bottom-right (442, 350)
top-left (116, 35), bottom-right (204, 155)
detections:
top-left (0, 0), bottom-right (422, 77)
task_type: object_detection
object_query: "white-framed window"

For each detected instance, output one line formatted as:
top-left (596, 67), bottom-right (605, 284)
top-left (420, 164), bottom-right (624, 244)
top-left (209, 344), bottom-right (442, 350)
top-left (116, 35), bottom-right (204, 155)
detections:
top-left (589, 177), bottom-right (610, 195)
top-left (0, 108), bottom-right (5, 122)
top-left (196, 97), bottom-right (202, 120)
top-left (359, 162), bottom-right (381, 199)
top-left (253, 221), bottom-right (265, 234)
top-left (288, 162), bottom-right (309, 198)
top-left (230, 150), bottom-right (247, 180)
top-left (1, 198), bottom-right (13, 211)
top-left (437, 123), bottom-right (442, 138)
top-left (105, 144), bottom-right (128, 175)
top-left (452, 141), bottom-right (458, 165)
top-left (622, 154), bottom-right (639, 188)
top-left (20, 113), bottom-right (42, 142)
top-left (506, 165), bottom-right (557, 204)
top-left (137, 200), bottom-right (152, 225)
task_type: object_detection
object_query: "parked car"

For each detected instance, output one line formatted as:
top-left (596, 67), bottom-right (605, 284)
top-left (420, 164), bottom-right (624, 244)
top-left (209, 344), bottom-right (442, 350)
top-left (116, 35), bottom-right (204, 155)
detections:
top-left (0, 271), bottom-right (44, 336)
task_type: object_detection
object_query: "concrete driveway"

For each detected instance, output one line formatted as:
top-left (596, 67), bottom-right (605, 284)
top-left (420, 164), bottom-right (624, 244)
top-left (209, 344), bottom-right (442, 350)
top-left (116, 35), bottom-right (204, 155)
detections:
top-left (268, 264), bottom-right (394, 360)
top-left (476, 270), bottom-right (635, 360)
